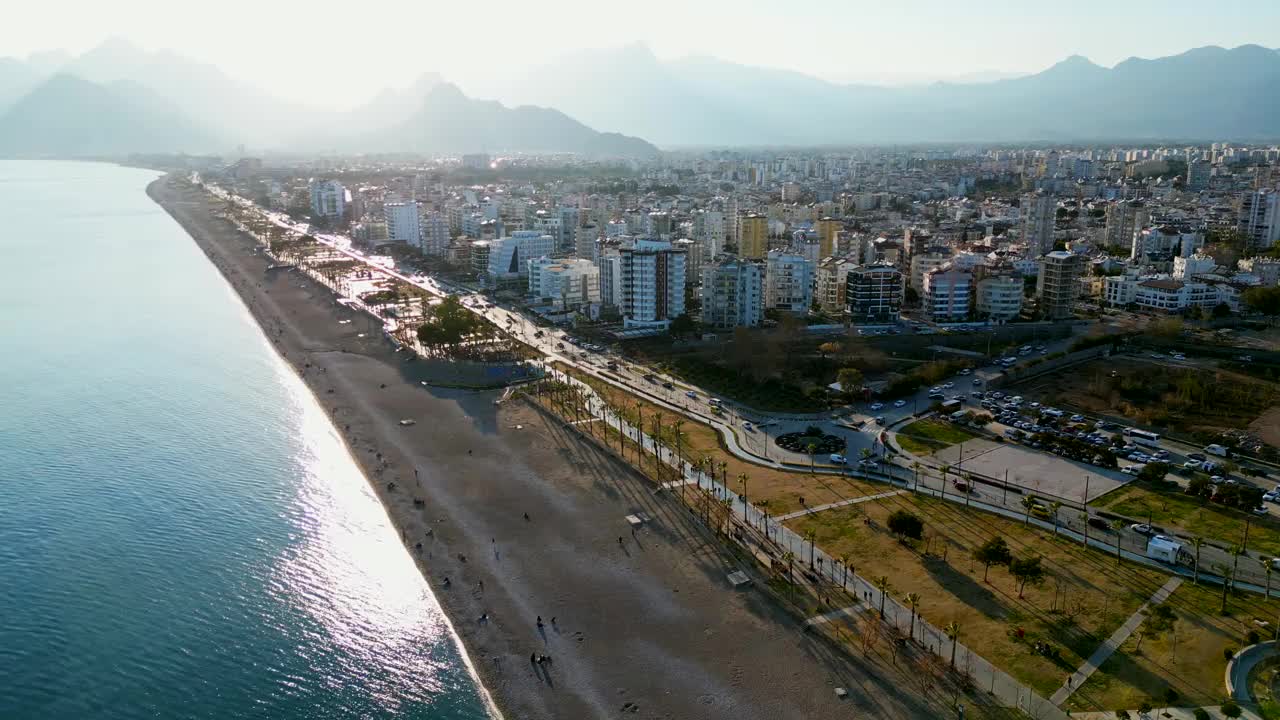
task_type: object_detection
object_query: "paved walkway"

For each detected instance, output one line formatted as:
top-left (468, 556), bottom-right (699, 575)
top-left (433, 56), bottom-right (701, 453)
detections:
top-left (804, 604), bottom-right (868, 627)
top-left (773, 490), bottom-right (906, 521)
top-left (1071, 708), bottom-right (1262, 720)
top-left (1050, 576), bottom-right (1183, 705)
top-left (1228, 640), bottom-right (1277, 702)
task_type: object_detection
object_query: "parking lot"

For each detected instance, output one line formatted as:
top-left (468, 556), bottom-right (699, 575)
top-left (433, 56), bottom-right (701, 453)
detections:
top-left (934, 439), bottom-right (1129, 503)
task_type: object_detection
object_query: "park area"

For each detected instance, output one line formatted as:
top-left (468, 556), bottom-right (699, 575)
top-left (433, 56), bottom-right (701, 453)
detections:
top-left (1011, 355), bottom-right (1280, 439)
top-left (1092, 482), bottom-right (1280, 558)
top-left (896, 418), bottom-right (978, 455)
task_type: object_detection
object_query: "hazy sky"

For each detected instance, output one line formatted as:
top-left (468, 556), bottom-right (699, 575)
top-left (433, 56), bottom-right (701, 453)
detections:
top-left (5, 0), bottom-right (1278, 108)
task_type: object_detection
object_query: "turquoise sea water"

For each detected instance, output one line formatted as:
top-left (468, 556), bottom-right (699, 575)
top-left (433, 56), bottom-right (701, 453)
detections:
top-left (0, 161), bottom-right (491, 720)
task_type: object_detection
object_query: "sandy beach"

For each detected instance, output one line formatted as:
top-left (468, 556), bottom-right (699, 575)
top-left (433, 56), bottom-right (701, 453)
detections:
top-left (147, 175), bottom-right (949, 719)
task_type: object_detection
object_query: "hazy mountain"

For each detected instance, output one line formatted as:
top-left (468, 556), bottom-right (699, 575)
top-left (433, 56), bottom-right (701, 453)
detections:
top-left (473, 43), bottom-right (1280, 146)
top-left (0, 74), bottom-right (221, 157)
top-left (342, 73), bottom-right (445, 130)
top-left (352, 83), bottom-right (659, 157)
top-left (0, 58), bottom-right (43, 112)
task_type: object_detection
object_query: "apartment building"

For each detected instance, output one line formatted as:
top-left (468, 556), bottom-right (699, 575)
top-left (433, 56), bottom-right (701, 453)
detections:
top-left (619, 239), bottom-right (687, 329)
top-left (844, 264), bottom-right (903, 324)
top-left (764, 250), bottom-right (814, 313)
top-left (700, 258), bottom-right (764, 329)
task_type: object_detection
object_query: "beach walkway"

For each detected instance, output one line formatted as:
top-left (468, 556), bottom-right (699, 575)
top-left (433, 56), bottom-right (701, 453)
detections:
top-left (773, 490), bottom-right (906, 521)
top-left (1049, 576), bottom-right (1183, 706)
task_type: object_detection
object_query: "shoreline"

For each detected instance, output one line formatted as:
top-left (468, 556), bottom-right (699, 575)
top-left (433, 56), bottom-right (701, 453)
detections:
top-left (147, 174), bottom-right (941, 719)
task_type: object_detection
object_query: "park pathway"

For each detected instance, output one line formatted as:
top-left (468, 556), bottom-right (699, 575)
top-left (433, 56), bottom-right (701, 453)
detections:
top-left (1049, 576), bottom-right (1183, 706)
top-left (773, 490), bottom-right (906, 521)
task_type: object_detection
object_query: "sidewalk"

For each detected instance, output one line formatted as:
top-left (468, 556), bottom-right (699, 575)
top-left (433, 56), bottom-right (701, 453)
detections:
top-left (1049, 577), bottom-right (1183, 705)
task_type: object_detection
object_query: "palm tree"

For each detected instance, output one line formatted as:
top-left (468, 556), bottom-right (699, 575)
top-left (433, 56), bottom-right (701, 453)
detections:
top-left (840, 553), bottom-right (852, 589)
top-left (805, 529), bottom-right (817, 568)
top-left (1216, 563), bottom-right (1234, 613)
top-left (940, 464), bottom-right (951, 501)
top-left (1231, 544), bottom-right (1246, 577)
top-left (781, 550), bottom-right (796, 592)
top-left (1021, 496), bottom-right (1037, 526)
top-left (904, 592), bottom-right (921, 640)
top-left (1111, 518), bottom-right (1126, 564)
top-left (673, 419), bottom-right (686, 499)
top-left (1049, 501), bottom-right (1063, 535)
top-left (737, 473), bottom-right (750, 522)
top-left (945, 621), bottom-right (961, 668)
top-left (1190, 537), bottom-right (1205, 584)
top-left (911, 461), bottom-right (922, 492)
top-left (874, 576), bottom-right (891, 618)
top-left (1261, 557), bottom-right (1275, 598)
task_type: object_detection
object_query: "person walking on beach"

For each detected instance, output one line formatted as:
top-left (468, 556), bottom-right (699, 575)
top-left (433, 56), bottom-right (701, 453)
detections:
top-left (536, 616), bottom-right (543, 628)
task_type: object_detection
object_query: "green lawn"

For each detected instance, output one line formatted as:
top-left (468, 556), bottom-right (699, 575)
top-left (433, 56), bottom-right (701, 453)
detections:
top-left (1093, 483), bottom-right (1280, 557)
top-left (896, 418), bottom-right (978, 455)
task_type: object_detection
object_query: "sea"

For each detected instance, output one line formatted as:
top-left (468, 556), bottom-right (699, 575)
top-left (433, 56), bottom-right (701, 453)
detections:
top-left (0, 160), bottom-right (492, 720)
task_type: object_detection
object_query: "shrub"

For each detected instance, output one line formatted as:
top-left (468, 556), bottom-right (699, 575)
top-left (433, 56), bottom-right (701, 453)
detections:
top-left (1221, 699), bottom-right (1242, 718)
top-left (1193, 708), bottom-right (1210, 720)
top-left (887, 510), bottom-right (924, 541)
top-left (1223, 647), bottom-right (1235, 660)
top-left (1247, 630), bottom-right (1261, 645)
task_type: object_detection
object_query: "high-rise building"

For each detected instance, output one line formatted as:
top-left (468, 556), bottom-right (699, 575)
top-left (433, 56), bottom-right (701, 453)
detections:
top-left (1036, 251), bottom-right (1087, 320)
top-left (673, 238), bottom-right (703, 290)
top-left (739, 213), bottom-right (768, 259)
top-left (619, 239), bottom-right (687, 330)
top-left (923, 266), bottom-right (973, 322)
top-left (1238, 189), bottom-right (1280, 250)
top-left (474, 231), bottom-right (556, 284)
top-left (700, 259), bottom-right (764, 329)
top-left (845, 264), bottom-right (902, 324)
top-left (909, 248), bottom-right (954, 292)
top-left (420, 211), bottom-right (449, 256)
top-left (309, 180), bottom-right (346, 219)
top-left (815, 257), bottom-right (859, 316)
top-left (385, 202), bottom-right (421, 245)
top-left (527, 257), bottom-right (600, 310)
top-left (1103, 200), bottom-right (1149, 252)
top-left (764, 250), bottom-right (814, 313)
top-left (975, 265), bottom-right (1024, 322)
top-left (815, 217), bottom-right (841, 258)
top-left (1186, 160), bottom-right (1211, 191)
top-left (1020, 191), bottom-right (1056, 256)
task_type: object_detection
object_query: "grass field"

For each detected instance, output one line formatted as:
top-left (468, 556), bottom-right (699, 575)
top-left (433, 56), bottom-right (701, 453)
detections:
top-left (897, 418), bottom-right (979, 455)
top-left (1065, 580), bottom-right (1280, 711)
top-left (1092, 483), bottom-right (1280, 557)
top-left (787, 493), bottom-right (1167, 698)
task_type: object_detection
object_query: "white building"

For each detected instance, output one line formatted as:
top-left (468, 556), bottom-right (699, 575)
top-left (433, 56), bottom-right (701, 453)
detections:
top-left (923, 267), bottom-right (973, 322)
top-left (816, 257), bottom-right (860, 316)
top-left (1131, 226), bottom-right (1203, 261)
top-left (420, 211), bottom-right (449, 256)
top-left (1238, 189), bottom-right (1280, 250)
top-left (1037, 251), bottom-right (1087, 320)
top-left (975, 269), bottom-right (1024, 322)
top-left (764, 250), bottom-right (814, 313)
top-left (527, 257), bottom-right (601, 310)
top-left (478, 231), bottom-right (556, 283)
top-left (619, 239), bottom-right (687, 330)
top-left (385, 202), bottom-right (421, 245)
top-left (909, 249), bottom-right (954, 292)
top-left (309, 180), bottom-right (346, 219)
top-left (1173, 254), bottom-right (1216, 280)
top-left (1104, 200), bottom-right (1149, 251)
top-left (700, 258), bottom-right (764, 329)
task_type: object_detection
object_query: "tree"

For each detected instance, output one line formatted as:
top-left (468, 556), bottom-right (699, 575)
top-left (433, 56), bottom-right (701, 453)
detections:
top-left (1009, 555), bottom-right (1046, 598)
top-left (874, 576), bottom-right (891, 618)
top-left (944, 621), bottom-right (961, 667)
top-left (1216, 563), bottom-right (1234, 613)
top-left (1213, 302), bottom-right (1233, 319)
top-left (836, 367), bottom-right (864, 393)
top-left (1134, 603), bottom-right (1175, 653)
top-left (1190, 537), bottom-right (1205, 584)
top-left (1020, 496), bottom-right (1037, 525)
top-left (887, 510), bottom-right (924, 542)
top-left (903, 592), bottom-right (921, 639)
top-left (1220, 699), bottom-right (1242, 718)
top-left (1243, 286), bottom-right (1280, 319)
top-left (1138, 700), bottom-right (1152, 717)
top-left (818, 341), bottom-right (843, 358)
top-left (1160, 688), bottom-right (1179, 716)
top-left (1111, 518), bottom-right (1127, 564)
top-left (669, 313), bottom-right (696, 338)
top-left (973, 536), bottom-right (1013, 582)
top-left (1049, 501), bottom-right (1063, 535)
top-left (1193, 708), bottom-right (1210, 720)
top-left (1263, 556), bottom-right (1276, 598)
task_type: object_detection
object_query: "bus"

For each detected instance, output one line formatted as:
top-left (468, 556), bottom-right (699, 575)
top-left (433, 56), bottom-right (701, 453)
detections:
top-left (1124, 428), bottom-right (1162, 447)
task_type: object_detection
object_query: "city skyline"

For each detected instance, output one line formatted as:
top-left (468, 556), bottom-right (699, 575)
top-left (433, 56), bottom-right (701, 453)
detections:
top-left (3, 0), bottom-right (1279, 109)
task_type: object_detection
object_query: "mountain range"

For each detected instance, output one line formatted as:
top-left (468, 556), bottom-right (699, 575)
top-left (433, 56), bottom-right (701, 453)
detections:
top-left (470, 43), bottom-right (1280, 147)
top-left (2, 39), bottom-right (1279, 157)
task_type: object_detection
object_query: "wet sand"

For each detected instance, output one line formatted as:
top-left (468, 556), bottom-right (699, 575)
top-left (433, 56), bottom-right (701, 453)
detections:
top-left (148, 175), bottom-right (944, 719)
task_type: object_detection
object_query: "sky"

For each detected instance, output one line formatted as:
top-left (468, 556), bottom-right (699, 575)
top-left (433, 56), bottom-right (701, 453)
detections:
top-left (4, 0), bottom-right (1279, 109)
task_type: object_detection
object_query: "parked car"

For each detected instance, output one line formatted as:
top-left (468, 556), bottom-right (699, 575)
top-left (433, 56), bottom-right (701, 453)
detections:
top-left (870, 402), bottom-right (884, 411)
top-left (1130, 523), bottom-right (1154, 536)
top-left (829, 453), bottom-right (847, 464)
top-left (893, 399), bottom-right (907, 408)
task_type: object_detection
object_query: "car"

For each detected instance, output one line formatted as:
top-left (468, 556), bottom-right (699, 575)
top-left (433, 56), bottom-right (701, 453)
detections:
top-left (870, 402), bottom-right (884, 411)
top-left (1029, 401), bottom-right (1041, 409)
top-left (830, 453), bottom-right (847, 464)
top-left (1130, 523), bottom-right (1153, 536)
top-left (1188, 452), bottom-right (1206, 461)
top-left (959, 368), bottom-right (971, 375)
top-left (661, 381), bottom-right (674, 389)
top-left (893, 399), bottom-right (907, 408)
top-left (930, 386), bottom-right (943, 394)
top-left (992, 392), bottom-right (1005, 399)
top-left (972, 378), bottom-right (983, 386)
top-left (742, 422), bottom-right (754, 431)
top-left (1122, 466), bottom-right (1139, 475)
top-left (1087, 516), bottom-right (1111, 531)
top-left (928, 391), bottom-right (945, 400)
top-left (1010, 396), bottom-right (1024, 404)
top-left (1152, 450), bottom-right (1170, 460)
top-left (685, 390), bottom-right (697, 399)
top-left (1070, 414), bottom-right (1085, 423)
top-left (1264, 491), bottom-right (1279, 503)
top-left (942, 382), bottom-right (954, 389)
top-left (874, 416), bottom-right (886, 425)
top-left (1254, 506), bottom-right (1270, 516)
top-left (858, 458), bottom-right (880, 468)
top-left (1172, 353), bottom-right (1186, 360)
top-left (1183, 460), bottom-right (1202, 470)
